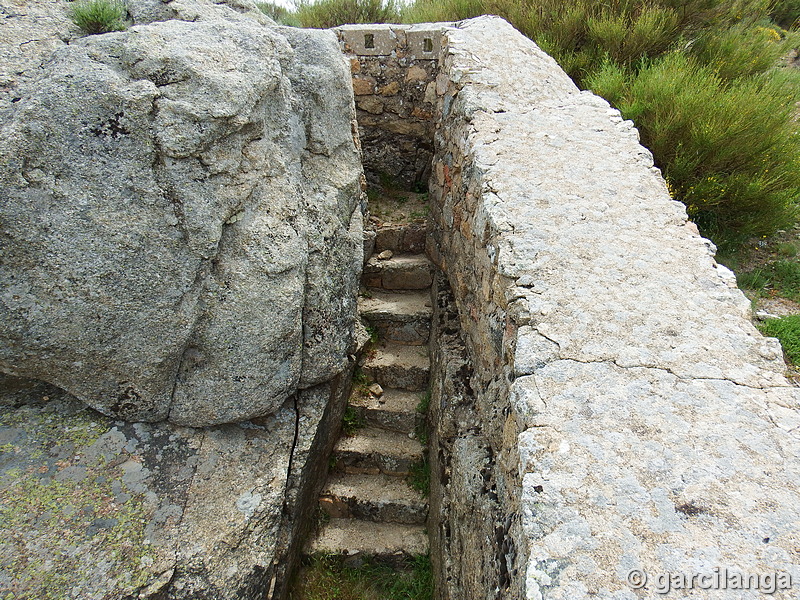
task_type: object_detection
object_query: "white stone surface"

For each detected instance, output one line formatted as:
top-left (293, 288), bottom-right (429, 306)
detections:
top-left (442, 16), bottom-right (800, 600)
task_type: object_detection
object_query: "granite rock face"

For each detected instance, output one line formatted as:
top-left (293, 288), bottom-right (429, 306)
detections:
top-left (0, 3), bottom-right (363, 425)
top-left (0, 370), bottom-right (350, 600)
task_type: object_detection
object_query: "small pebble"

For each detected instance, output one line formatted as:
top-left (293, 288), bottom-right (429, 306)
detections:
top-left (377, 250), bottom-right (393, 260)
top-left (368, 383), bottom-right (384, 396)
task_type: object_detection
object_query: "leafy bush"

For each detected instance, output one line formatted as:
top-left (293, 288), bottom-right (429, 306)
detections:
top-left (689, 21), bottom-right (789, 79)
top-left (430, 0), bottom-right (779, 85)
top-left (586, 53), bottom-right (800, 248)
top-left (758, 315), bottom-right (800, 365)
top-left (295, 0), bottom-right (400, 28)
top-left (69, 0), bottom-right (128, 34)
top-left (402, 0), bottom-right (485, 23)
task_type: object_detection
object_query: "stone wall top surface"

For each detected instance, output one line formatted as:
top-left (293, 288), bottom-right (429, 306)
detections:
top-left (441, 16), bottom-right (800, 599)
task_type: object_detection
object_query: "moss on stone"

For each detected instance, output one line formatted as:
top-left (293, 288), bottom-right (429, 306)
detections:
top-left (0, 400), bottom-right (155, 598)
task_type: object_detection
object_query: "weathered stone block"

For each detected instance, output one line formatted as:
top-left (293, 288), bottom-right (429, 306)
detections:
top-left (0, 370), bottom-right (351, 600)
top-left (353, 76), bottom-right (376, 95)
top-left (338, 25), bottom-right (398, 56)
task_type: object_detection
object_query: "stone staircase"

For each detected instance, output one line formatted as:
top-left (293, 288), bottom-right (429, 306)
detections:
top-left (307, 215), bottom-right (432, 565)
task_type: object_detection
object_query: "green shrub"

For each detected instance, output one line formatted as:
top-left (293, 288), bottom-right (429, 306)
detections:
top-left (256, 1), bottom-right (303, 26)
top-left (403, 0), bottom-right (800, 250)
top-left (452, 0), bottom-right (777, 84)
top-left (758, 315), bottom-right (800, 365)
top-left (295, 0), bottom-right (400, 28)
top-left (586, 5), bottom-right (679, 66)
top-left (586, 53), bottom-right (800, 248)
top-left (771, 0), bottom-right (800, 28)
top-left (69, 0), bottom-right (128, 34)
top-left (689, 22), bottom-right (790, 79)
top-left (402, 0), bottom-right (485, 23)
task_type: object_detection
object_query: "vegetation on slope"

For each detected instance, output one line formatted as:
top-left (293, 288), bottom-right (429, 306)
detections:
top-left (294, 0), bottom-right (400, 28)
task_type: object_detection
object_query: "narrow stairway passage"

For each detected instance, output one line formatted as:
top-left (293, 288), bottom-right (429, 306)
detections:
top-left (304, 196), bottom-right (433, 569)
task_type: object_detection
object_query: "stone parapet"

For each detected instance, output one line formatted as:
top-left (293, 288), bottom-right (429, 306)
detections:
top-left (334, 24), bottom-right (449, 189)
top-left (428, 15), bottom-right (800, 600)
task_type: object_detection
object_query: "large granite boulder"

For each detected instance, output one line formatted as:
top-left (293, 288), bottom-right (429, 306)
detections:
top-left (0, 1), bottom-right (364, 425)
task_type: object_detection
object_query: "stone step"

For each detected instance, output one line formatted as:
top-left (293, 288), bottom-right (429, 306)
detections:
top-left (362, 254), bottom-right (433, 291)
top-left (362, 342), bottom-right (429, 391)
top-left (359, 290), bottom-right (432, 345)
top-left (334, 426), bottom-right (424, 476)
top-left (374, 223), bottom-right (427, 254)
top-left (349, 387), bottom-right (422, 434)
top-left (319, 472), bottom-right (427, 525)
top-left (308, 518), bottom-right (429, 562)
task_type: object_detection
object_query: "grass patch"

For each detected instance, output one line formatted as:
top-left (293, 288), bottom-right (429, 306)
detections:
top-left (737, 260), bottom-right (800, 301)
top-left (771, 0), bottom-right (800, 29)
top-left (414, 422), bottom-right (429, 446)
top-left (366, 324), bottom-right (380, 345)
top-left (402, 0), bottom-right (484, 24)
top-left (342, 405), bottom-right (366, 436)
top-left (291, 553), bottom-right (433, 600)
top-left (69, 0), bottom-right (128, 34)
top-left (409, 205), bottom-right (430, 220)
top-left (408, 455), bottom-right (430, 498)
top-left (757, 315), bottom-right (800, 365)
top-left (416, 391), bottom-right (430, 415)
